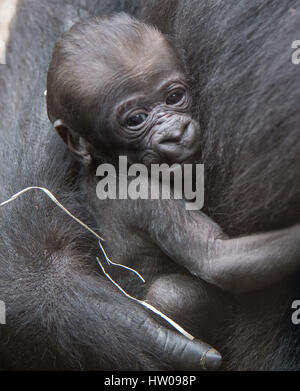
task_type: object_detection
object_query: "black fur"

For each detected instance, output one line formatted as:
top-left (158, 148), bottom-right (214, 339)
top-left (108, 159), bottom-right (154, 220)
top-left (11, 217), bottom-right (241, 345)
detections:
top-left (0, 0), bottom-right (222, 371)
top-left (0, 0), bottom-right (299, 370)
top-left (129, 0), bottom-right (300, 370)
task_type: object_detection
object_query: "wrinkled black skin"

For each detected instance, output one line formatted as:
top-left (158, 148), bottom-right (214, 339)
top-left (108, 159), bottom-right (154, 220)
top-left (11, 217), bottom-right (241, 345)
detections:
top-left (0, 0), bottom-right (299, 371)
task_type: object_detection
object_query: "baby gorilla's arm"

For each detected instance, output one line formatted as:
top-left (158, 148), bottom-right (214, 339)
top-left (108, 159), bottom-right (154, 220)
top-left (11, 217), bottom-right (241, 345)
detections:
top-left (126, 197), bottom-right (300, 293)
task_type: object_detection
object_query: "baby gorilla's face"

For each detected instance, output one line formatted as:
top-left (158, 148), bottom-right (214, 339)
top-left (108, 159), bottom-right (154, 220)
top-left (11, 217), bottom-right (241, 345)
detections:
top-left (112, 72), bottom-right (201, 166)
top-left (47, 14), bottom-right (201, 167)
top-left (103, 45), bottom-right (201, 167)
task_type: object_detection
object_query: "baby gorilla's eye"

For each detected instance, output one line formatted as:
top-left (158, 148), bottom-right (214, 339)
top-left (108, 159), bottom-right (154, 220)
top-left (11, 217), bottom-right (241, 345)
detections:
top-left (166, 90), bottom-right (185, 106)
top-left (125, 113), bottom-right (148, 129)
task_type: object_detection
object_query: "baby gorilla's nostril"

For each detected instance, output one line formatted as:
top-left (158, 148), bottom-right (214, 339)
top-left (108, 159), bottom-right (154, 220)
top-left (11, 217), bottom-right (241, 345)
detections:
top-left (158, 121), bottom-right (191, 144)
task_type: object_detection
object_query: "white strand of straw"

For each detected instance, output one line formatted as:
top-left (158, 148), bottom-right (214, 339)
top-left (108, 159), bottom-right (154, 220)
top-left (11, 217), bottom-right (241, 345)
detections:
top-left (0, 186), bottom-right (104, 240)
top-left (98, 240), bottom-right (145, 283)
top-left (96, 256), bottom-right (194, 340)
top-left (0, 186), bottom-right (194, 340)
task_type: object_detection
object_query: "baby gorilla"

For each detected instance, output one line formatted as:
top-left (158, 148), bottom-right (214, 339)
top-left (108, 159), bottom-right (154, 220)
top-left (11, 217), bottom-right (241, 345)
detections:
top-left (47, 14), bottom-right (200, 167)
top-left (46, 14), bottom-right (300, 337)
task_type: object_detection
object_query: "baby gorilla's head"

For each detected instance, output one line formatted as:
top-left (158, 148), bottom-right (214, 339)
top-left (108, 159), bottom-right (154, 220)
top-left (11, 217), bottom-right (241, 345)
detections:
top-left (47, 13), bottom-right (201, 166)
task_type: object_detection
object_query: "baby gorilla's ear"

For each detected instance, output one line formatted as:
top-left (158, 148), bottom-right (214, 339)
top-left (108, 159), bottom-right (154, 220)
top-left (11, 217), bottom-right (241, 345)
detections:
top-left (54, 120), bottom-right (92, 165)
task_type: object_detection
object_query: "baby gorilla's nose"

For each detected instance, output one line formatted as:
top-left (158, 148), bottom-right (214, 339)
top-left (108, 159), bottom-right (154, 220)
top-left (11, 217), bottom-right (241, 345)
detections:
top-left (158, 118), bottom-right (191, 144)
top-left (154, 118), bottom-right (200, 163)
top-left (159, 121), bottom-right (189, 144)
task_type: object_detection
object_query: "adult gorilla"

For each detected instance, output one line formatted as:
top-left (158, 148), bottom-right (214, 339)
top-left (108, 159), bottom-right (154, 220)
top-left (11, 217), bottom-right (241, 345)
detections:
top-left (130, 0), bottom-right (300, 370)
top-left (0, 0), bottom-right (299, 371)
